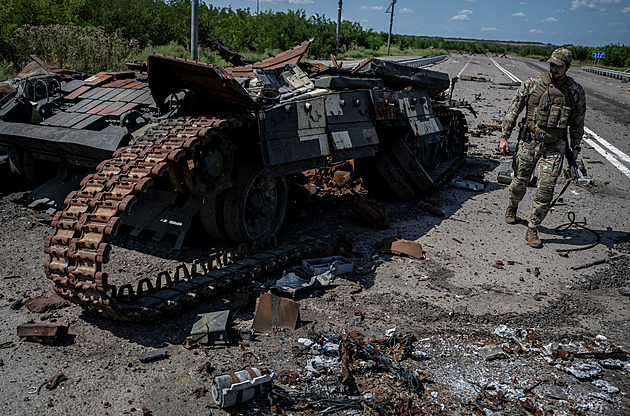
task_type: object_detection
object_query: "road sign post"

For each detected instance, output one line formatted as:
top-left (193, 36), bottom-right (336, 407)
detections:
top-left (592, 51), bottom-right (605, 67)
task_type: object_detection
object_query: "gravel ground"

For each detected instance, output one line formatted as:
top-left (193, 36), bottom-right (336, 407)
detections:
top-left (1, 54), bottom-right (629, 415)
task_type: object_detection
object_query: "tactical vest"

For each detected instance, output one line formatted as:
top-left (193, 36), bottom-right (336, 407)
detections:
top-left (525, 74), bottom-right (574, 143)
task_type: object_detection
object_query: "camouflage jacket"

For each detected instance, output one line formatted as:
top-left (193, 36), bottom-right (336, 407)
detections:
top-left (501, 74), bottom-right (586, 149)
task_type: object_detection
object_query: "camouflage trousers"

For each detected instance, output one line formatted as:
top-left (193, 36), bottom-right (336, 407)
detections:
top-left (508, 140), bottom-right (564, 228)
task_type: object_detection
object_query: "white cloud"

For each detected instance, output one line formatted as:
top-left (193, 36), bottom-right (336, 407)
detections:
top-left (622, 6), bottom-right (630, 12)
top-left (288, 0), bottom-right (314, 4)
top-left (519, 1), bottom-right (527, 4)
top-left (451, 9), bottom-right (473, 20)
top-left (529, 29), bottom-right (543, 33)
top-left (570, 0), bottom-right (620, 10)
top-left (482, 27), bottom-right (498, 31)
top-left (542, 17), bottom-right (559, 22)
top-left (399, 8), bottom-right (414, 13)
top-left (360, 5), bottom-right (385, 11)
top-left (512, 12), bottom-right (528, 17)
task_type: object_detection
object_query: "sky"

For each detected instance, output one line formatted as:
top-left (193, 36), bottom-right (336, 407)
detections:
top-left (202, 0), bottom-right (630, 47)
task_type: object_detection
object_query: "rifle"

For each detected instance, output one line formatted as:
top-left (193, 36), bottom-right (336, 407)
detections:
top-left (564, 141), bottom-right (591, 186)
top-left (550, 141), bottom-right (592, 208)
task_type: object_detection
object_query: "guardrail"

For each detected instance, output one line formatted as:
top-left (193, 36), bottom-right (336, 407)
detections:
top-left (397, 55), bottom-right (447, 68)
top-left (581, 66), bottom-right (630, 80)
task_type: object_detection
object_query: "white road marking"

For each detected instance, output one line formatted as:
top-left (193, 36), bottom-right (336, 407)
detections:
top-left (583, 136), bottom-right (630, 180)
top-left (584, 126), bottom-right (630, 165)
top-left (491, 58), bottom-right (630, 181)
top-left (490, 57), bottom-right (521, 83)
top-left (456, 58), bottom-right (471, 78)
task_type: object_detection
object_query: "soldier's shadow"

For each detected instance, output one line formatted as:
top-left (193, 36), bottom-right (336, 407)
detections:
top-left (539, 222), bottom-right (624, 253)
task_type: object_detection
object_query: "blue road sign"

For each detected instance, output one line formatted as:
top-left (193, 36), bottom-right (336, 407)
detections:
top-left (592, 51), bottom-right (606, 59)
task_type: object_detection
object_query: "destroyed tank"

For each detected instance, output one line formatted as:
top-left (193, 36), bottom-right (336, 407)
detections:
top-left (0, 40), bottom-right (469, 320)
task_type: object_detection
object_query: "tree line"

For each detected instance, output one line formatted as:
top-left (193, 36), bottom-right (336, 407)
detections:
top-left (1, 0), bottom-right (628, 74)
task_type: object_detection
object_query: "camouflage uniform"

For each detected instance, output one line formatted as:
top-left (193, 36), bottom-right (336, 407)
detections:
top-left (501, 55), bottom-right (586, 228)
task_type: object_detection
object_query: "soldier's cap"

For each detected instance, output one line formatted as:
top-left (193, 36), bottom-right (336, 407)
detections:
top-left (547, 47), bottom-right (572, 66)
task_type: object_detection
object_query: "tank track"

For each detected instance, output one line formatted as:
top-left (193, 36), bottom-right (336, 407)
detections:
top-left (432, 108), bottom-right (469, 188)
top-left (43, 116), bottom-right (314, 321)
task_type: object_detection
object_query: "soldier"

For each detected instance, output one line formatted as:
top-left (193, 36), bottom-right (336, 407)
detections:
top-left (499, 47), bottom-right (586, 248)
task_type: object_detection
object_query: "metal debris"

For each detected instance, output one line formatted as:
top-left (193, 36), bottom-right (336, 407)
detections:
top-left (272, 269), bottom-right (335, 295)
top-left (10, 299), bottom-right (23, 310)
top-left (190, 310), bottom-right (229, 345)
top-left (24, 294), bottom-right (70, 313)
top-left (376, 237), bottom-right (424, 259)
top-left (46, 373), bottom-right (67, 390)
top-left (251, 291), bottom-right (300, 333)
top-left (571, 254), bottom-right (625, 270)
top-left (478, 345), bottom-right (505, 361)
top-left (211, 366), bottom-right (274, 408)
top-left (17, 323), bottom-right (68, 341)
top-left (452, 178), bottom-right (484, 191)
top-left (350, 194), bottom-right (389, 229)
top-left (460, 75), bottom-right (490, 82)
top-left (417, 201), bottom-right (445, 217)
top-left (302, 256), bottom-right (354, 276)
top-left (138, 349), bottom-right (168, 363)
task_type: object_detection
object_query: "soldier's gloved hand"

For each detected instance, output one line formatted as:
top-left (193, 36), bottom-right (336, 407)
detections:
top-left (499, 137), bottom-right (510, 155)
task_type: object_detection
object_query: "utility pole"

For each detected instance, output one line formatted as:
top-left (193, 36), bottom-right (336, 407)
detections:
top-left (191, 0), bottom-right (199, 60)
top-left (336, 0), bottom-right (343, 54)
top-left (386, 0), bottom-right (396, 56)
top-left (257, 0), bottom-right (259, 15)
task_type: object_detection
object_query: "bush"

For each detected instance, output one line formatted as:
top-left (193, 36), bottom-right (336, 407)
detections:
top-left (0, 60), bottom-right (15, 81)
top-left (13, 25), bottom-right (139, 72)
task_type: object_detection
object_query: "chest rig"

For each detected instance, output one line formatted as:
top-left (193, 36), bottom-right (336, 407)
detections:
top-left (525, 74), bottom-right (573, 144)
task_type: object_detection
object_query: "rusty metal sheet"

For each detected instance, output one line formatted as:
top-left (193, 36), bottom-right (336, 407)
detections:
top-left (377, 237), bottom-right (424, 259)
top-left (224, 38), bottom-right (313, 78)
top-left (17, 323), bottom-right (69, 338)
top-left (64, 85), bottom-right (91, 101)
top-left (0, 81), bottom-right (17, 96)
top-left (85, 72), bottom-right (113, 86)
top-left (147, 54), bottom-right (256, 112)
top-left (110, 102), bottom-right (139, 117)
top-left (251, 291), bottom-right (300, 333)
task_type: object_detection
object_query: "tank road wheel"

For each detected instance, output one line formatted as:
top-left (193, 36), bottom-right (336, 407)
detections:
top-left (437, 109), bottom-right (468, 158)
top-left (223, 163), bottom-right (288, 242)
top-left (201, 161), bottom-right (288, 243)
top-left (200, 196), bottom-right (224, 240)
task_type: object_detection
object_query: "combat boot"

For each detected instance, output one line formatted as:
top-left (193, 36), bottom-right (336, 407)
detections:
top-left (525, 227), bottom-right (542, 248)
top-left (505, 205), bottom-right (517, 224)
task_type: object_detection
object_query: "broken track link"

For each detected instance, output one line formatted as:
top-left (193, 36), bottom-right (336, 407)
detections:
top-left (42, 116), bottom-right (315, 321)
